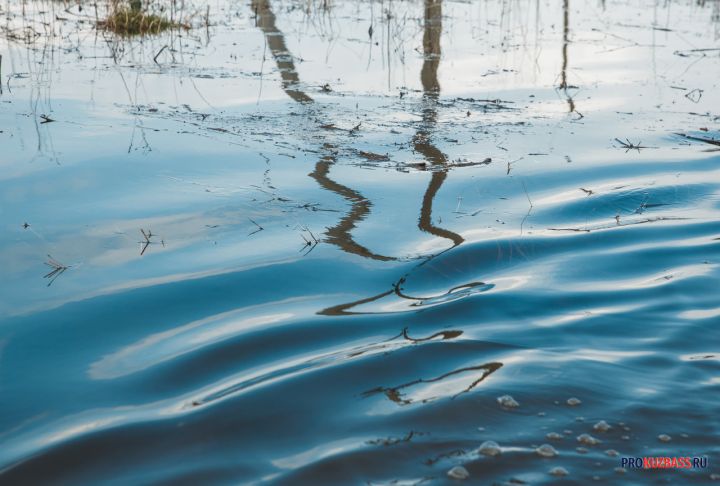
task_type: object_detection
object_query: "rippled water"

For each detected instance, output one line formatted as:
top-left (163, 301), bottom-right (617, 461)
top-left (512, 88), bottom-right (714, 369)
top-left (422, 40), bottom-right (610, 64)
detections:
top-left (1, 0), bottom-right (719, 483)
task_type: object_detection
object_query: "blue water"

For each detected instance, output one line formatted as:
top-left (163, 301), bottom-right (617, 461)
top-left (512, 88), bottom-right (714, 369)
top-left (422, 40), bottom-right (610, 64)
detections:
top-left (1, 0), bottom-right (719, 483)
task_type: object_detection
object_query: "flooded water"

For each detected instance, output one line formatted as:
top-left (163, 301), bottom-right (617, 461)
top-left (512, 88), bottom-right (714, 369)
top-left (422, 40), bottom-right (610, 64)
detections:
top-left (1, 0), bottom-right (719, 483)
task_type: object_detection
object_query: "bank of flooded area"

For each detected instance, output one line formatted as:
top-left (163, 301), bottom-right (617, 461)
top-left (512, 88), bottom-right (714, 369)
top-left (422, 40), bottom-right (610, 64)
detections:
top-left (1, 0), bottom-right (719, 484)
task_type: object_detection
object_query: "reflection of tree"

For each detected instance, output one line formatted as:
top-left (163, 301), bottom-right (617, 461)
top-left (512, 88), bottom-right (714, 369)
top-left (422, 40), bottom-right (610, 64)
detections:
top-left (252, 0), bottom-right (313, 103)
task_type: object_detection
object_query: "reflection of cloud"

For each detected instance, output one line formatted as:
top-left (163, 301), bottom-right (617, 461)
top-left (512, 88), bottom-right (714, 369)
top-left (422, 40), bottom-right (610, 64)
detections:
top-left (89, 303), bottom-right (296, 379)
top-left (272, 438), bottom-right (359, 469)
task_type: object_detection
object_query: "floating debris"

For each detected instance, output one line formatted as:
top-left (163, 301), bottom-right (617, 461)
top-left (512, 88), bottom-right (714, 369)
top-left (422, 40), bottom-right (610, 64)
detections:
top-left (536, 444), bottom-right (559, 458)
top-left (593, 420), bottom-right (611, 433)
top-left (248, 218), bottom-right (264, 236)
top-left (549, 466), bottom-right (569, 477)
top-left (577, 433), bottom-right (601, 446)
top-left (566, 397), bottom-right (582, 406)
top-left (139, 228), bottom-right (159, 256)
top-left (447, 466), bottom-right (470, 480)
top-left (478, 441), bottom-right (502, 457)
top-left (497, 395), bottom-right (519, 408)
top-left (614, 138), bottom-right (650, 152)
top-left (546, 432), bottom-right (563, 440)
top-left (366, 431), bottom-right (416, 446)
top-left (43, 255), bottom-right (70, 286)
top-left (658, 434), bottom-right (672, 442)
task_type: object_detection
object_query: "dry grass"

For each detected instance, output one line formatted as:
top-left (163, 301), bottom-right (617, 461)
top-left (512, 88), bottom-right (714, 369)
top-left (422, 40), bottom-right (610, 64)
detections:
top-left (99, 3), bottom-right (189, 36)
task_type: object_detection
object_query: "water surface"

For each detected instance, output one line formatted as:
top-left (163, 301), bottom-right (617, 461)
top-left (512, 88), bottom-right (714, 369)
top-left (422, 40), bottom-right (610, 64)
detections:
top-left (1, 0), bottom-right (719, 483)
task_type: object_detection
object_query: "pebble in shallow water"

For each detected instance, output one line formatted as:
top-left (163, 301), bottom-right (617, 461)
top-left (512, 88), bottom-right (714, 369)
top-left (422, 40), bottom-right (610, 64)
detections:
top-left (567, 397), bottom-right (582, 406)
top-left (605, 449), bottom-right (619, 457)
top-left (497, 395), bottom-right (519, 408)
top-left (546, 432), bottom-right (563, 440)
top-left (479, 441), bottom-right (502, 457)
top-left (593, 420), bottom-right (611, 432)
top-left (447, 466), bottom-right (470, 480)
top-left (576, 447), bottom-right (588, 454)
top-left (536, 444), bottom-right (559, 457)
top-left (549, 466), bottom-right (569, 477)
top-left (577, 433), bottom-right (601, 446)
top-left (658, 434), bottom-right (672, 442)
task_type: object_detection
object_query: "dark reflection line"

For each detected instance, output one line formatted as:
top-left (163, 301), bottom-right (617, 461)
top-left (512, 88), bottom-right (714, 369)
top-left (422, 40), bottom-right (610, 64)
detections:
top-left (309, 153), bottom-right (396, 261)
top-left (319, 289), bottom-right (394, 316)
top-left (402, 327), bottom-right (463, 342)
top-left (252, 0), bottom-right (313, 103)
top-left (415, 0), bottom-right (464, 248)
top-left (394, 279), bottom-right (492, 302)
top-left (420, 0), bottom-right (442, 94)
top-left (252, 0), bottom-right (394, 261)
top-left (363, 362), bottom-right (503, 405)
top-left (559, 0), bottom-right (570, 91)
top-left (558, 0), bottom-right (581, 117)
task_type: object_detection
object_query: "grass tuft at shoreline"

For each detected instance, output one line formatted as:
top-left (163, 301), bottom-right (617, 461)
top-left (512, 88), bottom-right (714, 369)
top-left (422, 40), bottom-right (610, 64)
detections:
top-left (98, 7), bottom-right (189, 36)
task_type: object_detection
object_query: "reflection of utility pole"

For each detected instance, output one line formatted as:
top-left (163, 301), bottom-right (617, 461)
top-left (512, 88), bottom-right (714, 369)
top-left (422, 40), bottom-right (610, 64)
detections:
top-left (559, 0), bottom-right (569, 90)
top-left (252, 0), bottom-right (313, 103)
top-left (252, 0), bottom-right (396, 260)
top-left (309, 155), bottom-right (395, 261)
top-left (414, 0), bottom-right (464, 248)
top-left (420, 0), bottom-right (442, 95)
